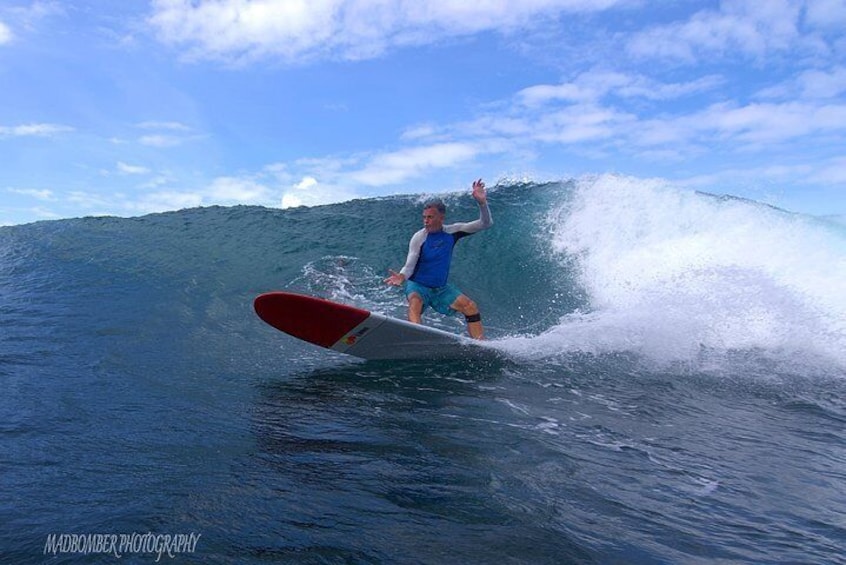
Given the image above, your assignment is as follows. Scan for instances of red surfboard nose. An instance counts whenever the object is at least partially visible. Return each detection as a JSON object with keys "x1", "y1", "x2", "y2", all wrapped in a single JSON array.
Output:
[{"x1": 254, "y1": 292, "x2": 371, "y2": 348}]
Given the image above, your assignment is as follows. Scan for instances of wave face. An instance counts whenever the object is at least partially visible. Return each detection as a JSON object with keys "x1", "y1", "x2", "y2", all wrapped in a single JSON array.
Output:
[{"x1": 2, "y1": 176, "x2": 845, "y2": 564}]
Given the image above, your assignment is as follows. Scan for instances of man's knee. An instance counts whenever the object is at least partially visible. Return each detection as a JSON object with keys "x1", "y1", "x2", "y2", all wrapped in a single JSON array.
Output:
[
  {"x1": 452, "y1": 295, "x2": 478, "y2": 315},
  {"x1": 453, "y1": 295, "x2": 484, "y2": 339}
]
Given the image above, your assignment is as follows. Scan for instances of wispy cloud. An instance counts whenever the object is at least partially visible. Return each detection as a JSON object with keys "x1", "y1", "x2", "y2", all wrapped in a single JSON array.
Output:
[
  {"x1": 1, "y1": 1, "x2": 64, "y2": 41},
  {"x1": 137, "y1": 120, "x2": 192, "y2": 131},
  {"x1": 139, "y1": 134, "x2": 184, "y2": 148},
  {"x1": 410, "y1": 61, "x2": 846, "y2": 157},
  {"x1": 350, "y1": 142, "x2": 482, "y2": 186},
  {"x1": 9, "y1": 1, "x2": 65, "y2": 24},
  {"x1": 117, "y1": 161, "x2": 151, "y2": 175},
  {"x1": 688, "y1": 101, "x2": 846, "y2": 145},
  {"x1": 148, "y1": 0, "x2": 629, "y2": 64},
  {"x1": 202, "y1": 141, "x2": 486, "y2": 209},
  {"x1": 808, "y1": 156, "x2": 846, "y2": 184},
  {"x1": 517, "y1": 71, "x2": 724, "y2": 106},
  {"x1": 67, "y1": 190, "x2": 116, "y2": 212},
  {"x1": 804, "y1": 0, "x2": 846, "y2": 30},
  {"x1": 66, "y1": 188, "x2": 203, "y2": 216},
  {"x1": 135, "y1": 121, "x2": 200, "y2": 147},
  {"x1": 0, "y1": 123, "x2": 73, "y2": 137},
  {"x1": 0, "y1": 20, "x2": 12, "y2": 44},
  {"x1": 759, "y1": 65, "x2": 846, "y2": 101},
  {"x1": 626, "y1": 0, "x2": 804, "y2": 63},
  {"x1": 7, "y1": 187, "x2": 54, "y2": 200}
]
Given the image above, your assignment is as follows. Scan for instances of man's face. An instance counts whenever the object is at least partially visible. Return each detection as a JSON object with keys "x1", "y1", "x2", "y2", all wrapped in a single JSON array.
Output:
[{"x1": 422, "y1": 206, "x2": 445, "y2": 232}]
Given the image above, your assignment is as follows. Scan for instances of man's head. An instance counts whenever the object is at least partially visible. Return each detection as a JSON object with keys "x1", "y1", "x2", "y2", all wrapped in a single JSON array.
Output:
[{"x1": 422, "y1": 199, "x2": 446, "y2": 232}]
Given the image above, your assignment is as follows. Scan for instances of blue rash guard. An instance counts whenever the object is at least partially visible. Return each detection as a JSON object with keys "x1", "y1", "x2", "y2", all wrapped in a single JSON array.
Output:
[{"x1": 399, "y1": 202, "x2": 493, "y2": 289}]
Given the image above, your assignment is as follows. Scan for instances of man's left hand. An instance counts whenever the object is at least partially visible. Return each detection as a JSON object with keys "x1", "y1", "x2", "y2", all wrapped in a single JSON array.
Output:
[{"x1": 472, "y1": 178, "x2": 487, "y2": 204}]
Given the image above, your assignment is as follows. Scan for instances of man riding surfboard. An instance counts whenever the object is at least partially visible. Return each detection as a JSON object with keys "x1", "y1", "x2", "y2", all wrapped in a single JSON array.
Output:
[{"x1": 384, "y1": 179, "x2": 492, "y2": 339}]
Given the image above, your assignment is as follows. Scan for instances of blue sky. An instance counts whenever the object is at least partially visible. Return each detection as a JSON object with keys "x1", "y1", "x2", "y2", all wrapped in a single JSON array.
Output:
[{"x1": 1, "y1": 0, "x2": 845, "y2": 225}]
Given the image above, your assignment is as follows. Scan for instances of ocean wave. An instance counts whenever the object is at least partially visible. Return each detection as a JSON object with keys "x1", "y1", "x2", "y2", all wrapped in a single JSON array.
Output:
[{"x1": 2, "y1": 175, "x2": 843, "y2": 376}]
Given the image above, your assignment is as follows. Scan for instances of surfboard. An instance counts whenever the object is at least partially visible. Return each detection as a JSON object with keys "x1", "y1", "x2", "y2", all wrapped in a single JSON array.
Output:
[{"x1": 254, "y1": 291, "x2": 500, "y2": 360}]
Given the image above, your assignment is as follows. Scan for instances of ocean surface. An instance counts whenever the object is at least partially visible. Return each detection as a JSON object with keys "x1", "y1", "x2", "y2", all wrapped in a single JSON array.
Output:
[{"x1": 2, "y1": 175, "x2": 845, "y2": 564}]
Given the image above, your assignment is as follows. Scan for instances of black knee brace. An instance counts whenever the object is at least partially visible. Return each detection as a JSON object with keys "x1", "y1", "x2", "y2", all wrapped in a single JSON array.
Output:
[{"x1": 465, "y1": 313, "x2": 481, "y2": 324}]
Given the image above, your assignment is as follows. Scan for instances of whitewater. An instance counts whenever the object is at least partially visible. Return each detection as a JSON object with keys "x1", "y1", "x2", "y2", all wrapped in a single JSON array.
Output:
[{"x1": 2, "y1": 175, "x2": 844, "y2": 564}]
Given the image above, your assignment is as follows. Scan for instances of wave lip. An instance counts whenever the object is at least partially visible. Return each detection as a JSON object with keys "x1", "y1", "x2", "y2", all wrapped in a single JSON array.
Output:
[{"x1": 505, "y1": 175, "x2": 846, "y2": 373}]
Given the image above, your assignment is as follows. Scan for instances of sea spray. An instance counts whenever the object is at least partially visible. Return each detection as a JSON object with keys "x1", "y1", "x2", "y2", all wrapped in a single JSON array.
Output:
[{"x1": 499, "y1": 175, "x2": 846, "y2": 373}]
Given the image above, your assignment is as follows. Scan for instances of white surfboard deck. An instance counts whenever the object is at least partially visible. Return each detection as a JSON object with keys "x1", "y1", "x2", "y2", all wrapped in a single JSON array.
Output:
[{"x1": 254, "y1": 291, "x2": 501, "y2": 361}]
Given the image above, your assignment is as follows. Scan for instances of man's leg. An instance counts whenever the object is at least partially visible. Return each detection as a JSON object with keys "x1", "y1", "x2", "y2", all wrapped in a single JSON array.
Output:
[
  {"x1": 450, "y1": 294, "x2": 484, "y2": 339},
  {"x1": 407, "y1": 292, "x2": 424, "y2": 324}
]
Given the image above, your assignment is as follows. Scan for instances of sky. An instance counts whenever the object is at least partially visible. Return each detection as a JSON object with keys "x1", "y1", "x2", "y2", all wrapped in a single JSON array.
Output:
[{"x1": 1, "y1": 0, "x2": 845, "y2": 225}]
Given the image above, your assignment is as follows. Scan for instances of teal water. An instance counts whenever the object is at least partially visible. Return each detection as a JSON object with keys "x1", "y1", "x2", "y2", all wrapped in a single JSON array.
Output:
[{"x1": 2, "y1": 177, "x2": 845, "y2": 563}]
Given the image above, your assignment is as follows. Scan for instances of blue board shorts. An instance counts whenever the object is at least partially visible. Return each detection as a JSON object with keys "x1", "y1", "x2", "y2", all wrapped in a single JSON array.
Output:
[{"x1": 405, "y1": 280, "x2": 462, "y2": 315}]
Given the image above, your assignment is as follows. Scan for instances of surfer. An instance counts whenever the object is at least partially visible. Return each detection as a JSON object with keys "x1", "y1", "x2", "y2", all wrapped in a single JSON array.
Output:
[{"x1": 384, "y1": 179, "x2": 492, "y2": 339}]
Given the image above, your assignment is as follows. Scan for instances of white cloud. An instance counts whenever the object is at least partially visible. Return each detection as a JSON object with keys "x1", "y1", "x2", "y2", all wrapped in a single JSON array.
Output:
[
  {"x1": 618, "y1": 75, "x2": 725, "y2": 101},
  {"x1": 67, "y1": 191, "x2": 115, "y2": 211},
  {"x1": 0, "y1": 20, "x2": 12, "y2": 44},
  {"x1": 11, "y1": 1, "x2": 65, "y2": 23},
  {"x1": 804, "y1": 0, "x2": 846, "y2": 30},
  {"x1": 351, "y1": 142, "x2": 481, "y2": 186},
  {"x1": 293, "y1": 155, "x2": 360, "y2": 176},
  {"x1": 626, "y1": 0, "x2": 802, "y2": 62},
  {"x1": 281, "y1": 176, "x2": 316, "y2": 208},
  {"x1": 518, "y1": 82, "x2": 594, "y2": 106},
  {"x1": 294, "y1": 176, "x2": 317, "y2": 190},
  {"x1": 797, "y1": 66, "x2": 846, "y2": 99},
  {"x1": 517, "y1": 71, "x2": 723, "y2": 106},
  {"x1": 137, "y1": 120, "x2": 192, "y2": 131},
  {"x1": 0, "y1": 123, "x2": 73, "y2": 137},
  {"x1": 808, "y1": 156, "x2": 846, "y2": 184},
  {"x1": 66, "y1": 188, "x2": 203, "y2": 216},
  {"x1": 691, "y1": 101, "x2": 846, "y2": 144},
  {"x1": 139, "y1": 134, "x2": 185, "y2": 147},
  {"x1": 138, "y1": 134, "x2": 173, "y2": 147},
  {"x1": 280, "y1": 175, "x2": 357, "y2": 208},
  {"x1": 757, "y1": 66, "x2": 846, "y2": 102},
  {"x1": 117, "y1": 162, "x2": 151, "y2": 175},
  {"x1": 149, "y1": 0, "x2": 629, "y2": 64},
  {"x1": 407, "y1": 85, "x2": 637, "y2": 150},
  {"x1": 140, "y1": 173, "x2": 176, "y2": 190},
  {"x1": 533, "y1": 105, "x2": 635, "y2": 144},
  {"x1": 378, "y1": 67, "x2": 846, "y2": 176},
  {"x1": 1, "y1": 2, "x2": 63, "y2": 43},
  {"x1": 401, "y1": 123, "x2": 441, "y2": 141},
  {"x1": 7, "y1": 188, "x2": 54, "y2": 200},
  {"x1": 594, "y1": 99, "x2": 846, "y2": 152},
  {"x1": 29, "y1": 207, "x2": 62, "y2": 220},
  {"x1": 230, "y1": 141, "x2": 492, "y2": 209},
  {"x1": 136, "y1": 121, "x2": 200, "y2": 147}
]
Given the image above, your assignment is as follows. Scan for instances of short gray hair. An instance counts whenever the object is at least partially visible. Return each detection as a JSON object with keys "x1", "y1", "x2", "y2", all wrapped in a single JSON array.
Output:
[{"x1": 423, "y1": 198, "x2": 446, "y2": 214}]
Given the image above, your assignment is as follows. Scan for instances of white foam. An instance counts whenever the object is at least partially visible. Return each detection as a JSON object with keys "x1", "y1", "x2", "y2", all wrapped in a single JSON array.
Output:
[{"x1": 499, "y1": 175, "x2": 846, "y2": 373}]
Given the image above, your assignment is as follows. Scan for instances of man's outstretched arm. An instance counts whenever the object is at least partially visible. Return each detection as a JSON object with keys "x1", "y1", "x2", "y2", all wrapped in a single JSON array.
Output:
[{"x1": 446, "y1": 179, "x2": 493, "y2": 235}]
